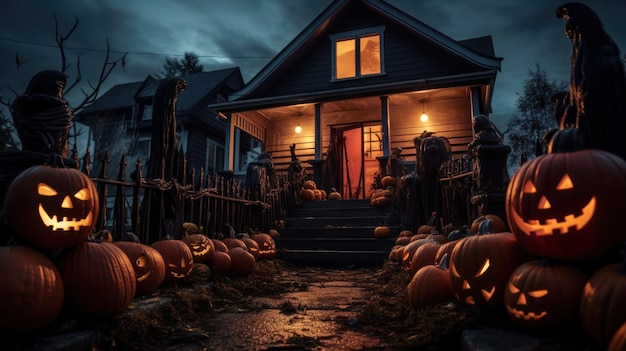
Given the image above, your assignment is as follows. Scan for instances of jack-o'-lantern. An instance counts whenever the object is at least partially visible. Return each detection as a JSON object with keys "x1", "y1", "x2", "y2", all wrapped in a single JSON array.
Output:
[
  {"x1": 113, "y1": 241, "x2": 166, "y2": 296},
  {"x1": 504, "y1": 259, "x2": 587, "y2": 331},
  {"x1": 241, "y1": 237, "x2": 260, "y2": 260},
  {"x1": 506, "y1": 150, "x2": 626, "y2": 262},
  {"x1": 251, "y1": 232, "x2": 276, "y2": 259},
  {"x1": 181, "y1": 233, "x2": 214, "y2": 264},
  {"x1": 449, "y1": 232, "x2": 528, "y2": 306},
  {"x1": 151, "y1": 238, "x2": 193, "y2": 283},
  {"x1": 4, "y1": 164, "x2": 99, "y2": 250}
]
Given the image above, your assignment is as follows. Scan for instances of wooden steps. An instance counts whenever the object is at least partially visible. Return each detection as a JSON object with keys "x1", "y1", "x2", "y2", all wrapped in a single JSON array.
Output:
[{"x1": 274, "y1": 199, "x2": 400, "y2": 266}]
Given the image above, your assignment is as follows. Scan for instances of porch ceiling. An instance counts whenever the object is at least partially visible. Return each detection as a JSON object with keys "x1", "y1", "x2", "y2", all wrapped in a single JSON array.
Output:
[{"x1": 255, "y1": 86, "x2": 468, "y2": 119}]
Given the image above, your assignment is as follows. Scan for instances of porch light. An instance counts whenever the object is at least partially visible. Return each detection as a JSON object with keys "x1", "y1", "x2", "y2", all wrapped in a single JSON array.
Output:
[
  {"x1": 420, "y1": 112, "x2": 429, "y2": 122},
  {"x1": 295, "y1": 114, "x2": 302, "y2": 133}
]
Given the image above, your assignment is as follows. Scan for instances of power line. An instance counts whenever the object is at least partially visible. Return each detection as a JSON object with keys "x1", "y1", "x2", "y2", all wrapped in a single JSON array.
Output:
[{"x1": 0, "y1": 36, "x2": 274, "y2": 59}]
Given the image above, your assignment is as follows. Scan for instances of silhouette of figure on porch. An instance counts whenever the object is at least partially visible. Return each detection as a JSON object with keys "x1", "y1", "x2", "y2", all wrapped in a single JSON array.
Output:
[{"x1": 245, "y1": 151, "x2": 276, "y2": 201}]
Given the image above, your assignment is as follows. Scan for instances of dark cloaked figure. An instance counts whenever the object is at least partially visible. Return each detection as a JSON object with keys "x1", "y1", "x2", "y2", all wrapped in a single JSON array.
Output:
[
  {"x1": 556, "y1": 3, "x2": 626, "y2": 160},
  {"x1": 10, "y1": 70, "x2": 73, "y2": 157},
  {"x1": 468, "y1": 114, "x2": 510, "y2": 194}
]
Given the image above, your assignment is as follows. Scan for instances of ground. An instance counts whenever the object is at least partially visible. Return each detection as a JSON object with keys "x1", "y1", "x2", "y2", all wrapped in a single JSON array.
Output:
[{"x1": 3, "y1": 259, "x2": 602, "y2": 350}]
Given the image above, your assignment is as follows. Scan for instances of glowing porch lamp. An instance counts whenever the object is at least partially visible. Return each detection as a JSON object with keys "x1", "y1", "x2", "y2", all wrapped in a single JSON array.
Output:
[
  {"x1": 420, "y1": 112, "x2": 429, "y2": 122},
  {"x1": 295, "y1": 115, "x2": 302, "y2": 133}
]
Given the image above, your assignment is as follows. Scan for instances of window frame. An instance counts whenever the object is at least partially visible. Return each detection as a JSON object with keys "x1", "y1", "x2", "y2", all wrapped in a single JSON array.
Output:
[{"x1": 330, "y1": 26, "x2": 386, "y2": 81}]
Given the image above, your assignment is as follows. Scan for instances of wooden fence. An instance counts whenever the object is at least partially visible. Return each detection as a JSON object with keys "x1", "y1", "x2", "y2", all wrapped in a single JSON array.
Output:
[{"x1": 72, "y1": 147, "x2": 301, "y2": 245}]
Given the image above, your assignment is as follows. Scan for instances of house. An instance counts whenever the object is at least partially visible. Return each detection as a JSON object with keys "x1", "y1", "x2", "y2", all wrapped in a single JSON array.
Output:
[
  {"x1": 210, "y1": 0, "x2": 502, "y2": 200},
  {"x1": 76, "y1": 67, "x2": 244, "y2": 179},
  {"x1": 75, "y1": 67, "x2": 244, "y2": 226}
]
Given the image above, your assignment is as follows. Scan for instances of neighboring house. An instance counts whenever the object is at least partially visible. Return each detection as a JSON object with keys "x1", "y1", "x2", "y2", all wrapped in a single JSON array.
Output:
[
  {"x1": 75, "y1": 67, "x2": 244, "y2": 225},
  {"x1": 211, "y1": 0, "x2": 502, "y2": 199}
]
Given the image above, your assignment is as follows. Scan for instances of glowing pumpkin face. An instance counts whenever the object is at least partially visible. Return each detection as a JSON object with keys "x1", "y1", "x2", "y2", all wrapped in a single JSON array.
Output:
[
  {"x1": 182, "y1": 233, "x2": 214, "y2": 264},
  {"x1": 151, "y1": 239, "x2": 193, "y2": 283},
  {"x1": 449, "y1": 233, "x2": 528, "y2": 307},
  {"x1": 504, "y1": 259, "x2": 587, "y2": 331},
  {"x1": 506, "y1": 150, "x2": 626, "y2": 262},
  {"x1": 113, "y1": 241, "x2": 166, "y2": 296},
  {"x1": 250, "y1": 233, "x2": 276, "y2": 259},
  {"x1": 4, "y1": 165, "x2": 99, "y2": 250}
]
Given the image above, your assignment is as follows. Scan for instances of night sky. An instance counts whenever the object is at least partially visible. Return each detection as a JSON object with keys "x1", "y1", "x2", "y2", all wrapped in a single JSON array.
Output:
[{"x1": 1, "y1": 0, "x2": 625, "y2": 134}]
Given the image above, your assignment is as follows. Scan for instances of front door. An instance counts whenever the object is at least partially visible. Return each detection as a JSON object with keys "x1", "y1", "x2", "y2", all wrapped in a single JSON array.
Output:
[{"x1": 340, "y1": 124, "x2": 383, "y2": 199}]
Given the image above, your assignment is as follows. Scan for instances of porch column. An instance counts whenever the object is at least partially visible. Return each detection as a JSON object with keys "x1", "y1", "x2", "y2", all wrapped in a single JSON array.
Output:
[
  {"x1": 314, "y1": 103, "x2": 322, "y2": 159},
  {"x1": 224, "y1": 113, "x2": 236, "y2": 171},
  {"x1": 380, "y1": 96, "x2": 390, "y2": 156}
]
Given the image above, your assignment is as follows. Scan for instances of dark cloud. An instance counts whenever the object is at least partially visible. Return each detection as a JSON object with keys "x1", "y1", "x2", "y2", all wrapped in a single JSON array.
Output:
[{"x1": 2, "y1": 0, "x2": 625, "y2": 134}]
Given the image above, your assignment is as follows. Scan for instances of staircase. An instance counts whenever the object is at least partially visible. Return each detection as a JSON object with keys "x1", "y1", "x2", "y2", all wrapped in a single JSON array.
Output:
[{"x1": 274, "y1": 199, "x2": 401, "y2": 266}]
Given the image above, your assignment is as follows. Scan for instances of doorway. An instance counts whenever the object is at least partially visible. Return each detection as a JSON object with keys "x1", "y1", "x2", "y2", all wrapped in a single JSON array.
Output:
[{"x1": 339, "y1": 124, "x2": 383, "y2": 199}]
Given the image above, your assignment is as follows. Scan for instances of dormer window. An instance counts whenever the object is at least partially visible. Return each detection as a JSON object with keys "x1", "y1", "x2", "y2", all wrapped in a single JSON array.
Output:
[{"x1": 331, "y1": 26, "x2": 385, "y2": 80}]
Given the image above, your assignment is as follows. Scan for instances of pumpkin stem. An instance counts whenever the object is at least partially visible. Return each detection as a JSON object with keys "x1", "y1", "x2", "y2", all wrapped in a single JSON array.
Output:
[
  {"x1": 46, "y1": 152, "x2": 66, "y2": 168},
  {"x1": 438, "y1": 253, "x2": 448, "y2": 269},
  {"x1": 538, "y1": 257, "x2": 553, "y2": 267}
]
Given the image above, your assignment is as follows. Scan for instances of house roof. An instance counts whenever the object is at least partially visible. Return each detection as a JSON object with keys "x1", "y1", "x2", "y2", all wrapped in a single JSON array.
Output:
[
  {"x1": 222, "y1": 0, "x2": 501, "y2": 105},
  {"x1": 77, "y1": 67, "x2": 242, "y2": 118}
]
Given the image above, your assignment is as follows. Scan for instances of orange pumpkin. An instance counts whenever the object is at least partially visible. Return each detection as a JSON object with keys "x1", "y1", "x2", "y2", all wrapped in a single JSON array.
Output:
[
  {"x1": 374, "y1": 226, "x2": 392, "y2": 239},
  {"x1": 407, "y1": 257, "x2": 454, "y2": 311},
  {"x1": 228, "y1": 247, "x2": 256, "y2": 276},
  {"x1": 0, "y1": 245, "x2": 64, "y2": 330},
  {"x1": 113, "y1": 241, "x2": 166, "y2": 296},
  {"x1": 4, "y1": 164, "x2": 99, "y2": 250},
  {"x1": 56, "y1": 240, "x2": 136, "y2": 316},
  {"x1": 151, "y1": 238, "x2": 194, "y2": 283}
]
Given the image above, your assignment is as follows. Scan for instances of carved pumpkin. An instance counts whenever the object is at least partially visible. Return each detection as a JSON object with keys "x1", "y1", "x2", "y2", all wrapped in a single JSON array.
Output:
[
  {"x1": 113, "y1": 241, "x2": 166, "y2": 296},
  {"x1": 579, "y1": 261, "x2": 626, "y2": 343},
  {"x1": 407, "y1": 255, "x2": 454, "y2": 311},
  {"x1": 504, "y1": 259, "x2": 587, "y2": 331},
  {"x1": 449, "y1": 232, "x2": 528, "y2": 306},
  {"x1": 506, "y1": 150, "x2": 626, "y2": 262},
  {"x1": 56, "y1": 240, "x2": 136, "y2": 316},
  {"x1": 151, "y1": 238, "x2": 194, "y2": 283},
  {"x1": 0, "y1": 245, "x2": 64, "y2": 330},
  {"x1": 181, "y1": 233, "x2": 215, "y2": 264},
  {"x1": 4, "y1": 164, "x2": 99, "y2": 250},
  {"x1": 241, "y1": 237, "x2": 260, "y2": 261},
  {"x1": 251, "y1": 232, "x2": 277, "y2": 259}
]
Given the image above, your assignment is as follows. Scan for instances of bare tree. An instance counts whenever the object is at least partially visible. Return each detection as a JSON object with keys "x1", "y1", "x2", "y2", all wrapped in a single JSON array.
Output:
[
  {"x1": 0, "y1": 15, "x2": 127, "y2": 148},
  {"x1": 503, "y1": 64, "x2": 567, "y2": 168}
]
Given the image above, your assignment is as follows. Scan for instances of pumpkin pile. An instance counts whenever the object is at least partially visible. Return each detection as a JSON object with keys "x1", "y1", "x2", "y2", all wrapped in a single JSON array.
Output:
[
  {"x1": 370, "y1": 176, "x2": 397, "y2": 208},
  {"x1": 397, "y1": 148, "x2": 626, "y2": 347},
  {"x1": 299, "y1": 180, "x2": 326, "y2": 201},
  {"x1": 0, "y1": 163, "x2": 280, "y2": 332}
]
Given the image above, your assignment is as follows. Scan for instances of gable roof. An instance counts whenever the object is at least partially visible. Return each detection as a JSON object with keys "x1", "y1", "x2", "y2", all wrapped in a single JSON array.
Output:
[
  {"x1": 78, "y1": 67, "x2": 243, "y2": 117},
  {"x1": 226, "y1": 0, "x2": 501, "y2": 103}
]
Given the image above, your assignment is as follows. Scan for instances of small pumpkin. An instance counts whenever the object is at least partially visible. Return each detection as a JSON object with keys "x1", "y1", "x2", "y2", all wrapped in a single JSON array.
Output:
[
  {"x1": 470, "y1": 214, "x2": 506, "y2": 234},
  {"x1": 211, "y1": 251, "x2": 232, "y2": 275},
  {"x1": 327, "y1": 188, "x2": 342, "y2": 200},
  {"x1": 381, "y1": 175, "x2": 396, "y2": 188},
  {"x1": 374, "y1": 226, "x2": 392, "y2": 239},
  {"x1": 0, "y1": 245, "x2": 64, "y2": 330},
  {"x1": 407, "y1": 255, "x2": 454, "y2": 311},
  {"x1": 56, "y1": 240, "x2": 136, "y2": 316},
  {"x1": 301, "y1": 188, "x2": 315, "y2": 201},
  {"x1": 303, "y1": 180, "x2": 317, "y2": 190},
  {"x1": 113, "y1": 241, "x2": 166, "y2": 296},
  {"x1": 409, "y1": 241, "x2": 441, "y2": 275},
  {"x1": 251, "y1": 232, "x2": 277, "y2": 259},
  {"x1": 151, "y1": 238, "x2": 194, "y2": 283},
  {"x1": 181, "y1": 233, "x2": 215, "y2": 264},
  {"x1": 228, "y1": 247, "x2": 256, "y2": 276},
  {"x1": 4, "y1": 164, "x2": 99, "y2": 250}
]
